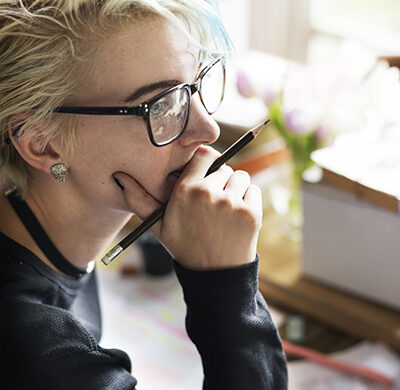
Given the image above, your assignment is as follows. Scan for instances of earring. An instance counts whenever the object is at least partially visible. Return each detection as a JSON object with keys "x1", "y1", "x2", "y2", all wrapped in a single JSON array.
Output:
[{"x1": 51, "y1": 163, "x2": 69, "y2": 182}]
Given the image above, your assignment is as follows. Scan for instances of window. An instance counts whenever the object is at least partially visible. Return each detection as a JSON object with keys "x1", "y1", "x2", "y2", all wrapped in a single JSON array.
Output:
[
  {"x1": 219, "y1": 0, "x2": 250, "y2": 54},
  {"x1": 308, "y1": 0, "x2": 400, "y2": 64},
  {"x1": 219, "y1": 0, "x2": 400, "y2": 64}
]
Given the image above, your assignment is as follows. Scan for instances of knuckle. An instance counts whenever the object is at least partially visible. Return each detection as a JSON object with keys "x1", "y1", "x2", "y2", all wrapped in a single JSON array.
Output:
[
  {"x1": 235, "y1": 169, "x2": 250, "y2": 180},
  {"x1": 249, "y1": 183, "x2": 261, "y2": 192},
  {"x1": 222, "y1": 164, "x2": 234, "y2": 174},
  {"x1": 247, "y1": 184, "x2": 262, "y2": 200},
  {"x1": 216, "y1": 195, "x2": 234, "y2": 209},
  {"x1": 237, "y1": 206, "x2": 260, "y2": 230},
  {"x1": 176, "y1": 181, "x2": 215, "y2": 204},
  {"x1": 236, "y1": 204, "x2": 251, "y2": 218},
  {"x1": 174, "y1": 182, "x2": 191, "y2": 201},
  {"x1": 191, "y1": 184, "x2": 212, "y2": 201}
]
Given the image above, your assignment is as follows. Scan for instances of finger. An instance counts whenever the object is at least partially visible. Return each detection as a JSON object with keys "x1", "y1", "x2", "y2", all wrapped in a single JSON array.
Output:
[
  {"x1": 243, "y1": 184, "x2": 263, "y2": 218},
  {"x1": 202, "y1": 164, "x2": 234, "y2": 189},
  {"x1": 112, "y1": 172, "x2": 163, "y2": 237},
  {"x1": 223, "y1": 170, "x2": 252, "y2": 199},
  {"x1": 178, "y1": 145, "x2": 221, "y2": 185}
]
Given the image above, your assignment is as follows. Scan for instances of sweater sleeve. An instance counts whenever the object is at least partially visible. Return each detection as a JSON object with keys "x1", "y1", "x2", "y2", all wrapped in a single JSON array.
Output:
[{"x1": 173, "y1": 254, "x2": 288, "y2": 390}]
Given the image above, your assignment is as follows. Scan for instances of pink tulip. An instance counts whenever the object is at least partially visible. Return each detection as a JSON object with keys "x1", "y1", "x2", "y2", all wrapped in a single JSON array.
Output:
[
  {"x1": 236, "y1": 70, "x2": 256, "y2": 98},
  {"x1": 262, "y1": 87, "x2": 279, "y2": 107},
  {"x1": 283, "y1": 108, "x2": 315, "y2": 135}
]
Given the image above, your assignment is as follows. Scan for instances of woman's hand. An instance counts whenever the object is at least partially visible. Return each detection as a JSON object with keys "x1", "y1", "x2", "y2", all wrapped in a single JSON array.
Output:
[{"x1": 113, "y1": 146, "x2": 263, "y2": 271}]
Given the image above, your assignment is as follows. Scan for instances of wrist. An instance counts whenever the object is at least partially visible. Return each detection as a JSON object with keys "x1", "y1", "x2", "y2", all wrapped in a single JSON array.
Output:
[{"x1": 174, "y1": 254, "x2": 259, "y2": 316}]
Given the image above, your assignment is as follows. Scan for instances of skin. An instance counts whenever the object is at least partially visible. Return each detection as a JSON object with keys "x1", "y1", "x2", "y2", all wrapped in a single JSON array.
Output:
[{"x1": 0, "y1": 16, "x2": 262, "y2": 274}]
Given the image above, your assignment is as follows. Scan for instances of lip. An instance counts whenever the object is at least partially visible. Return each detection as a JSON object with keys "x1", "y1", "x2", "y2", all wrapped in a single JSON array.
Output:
[
  {"x1": 169, "y1": 162, "x2": 189, "y2": 178},
  {"x1": 170, "y1": 169, "x2": 185, "y2": 180}
]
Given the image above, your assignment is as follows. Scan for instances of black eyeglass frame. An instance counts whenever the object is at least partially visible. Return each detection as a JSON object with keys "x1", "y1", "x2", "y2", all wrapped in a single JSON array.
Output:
[{"x1": 54, "y1": 56, "x2": 226, "y2": 147}]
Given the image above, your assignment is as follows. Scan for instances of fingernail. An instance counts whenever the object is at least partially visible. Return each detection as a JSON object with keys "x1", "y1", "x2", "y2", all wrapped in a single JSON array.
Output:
[{"x1": 112, "y1": 175, "x2": 124, "y2": 191}]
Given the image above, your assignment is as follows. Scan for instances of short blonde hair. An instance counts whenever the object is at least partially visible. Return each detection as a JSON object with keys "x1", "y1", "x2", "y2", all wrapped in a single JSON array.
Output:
[{"x1": 0, "y1": 0, "x2": 232, "y2": 195}]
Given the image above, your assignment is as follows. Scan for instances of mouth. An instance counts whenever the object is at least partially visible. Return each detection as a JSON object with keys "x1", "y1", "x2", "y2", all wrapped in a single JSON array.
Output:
[
  {"x1": 170, "y1": 169, "x2": 184, "y2": 178},
  {"x1": 169, "y1": 163, "x2": 189, "y2": 179}
]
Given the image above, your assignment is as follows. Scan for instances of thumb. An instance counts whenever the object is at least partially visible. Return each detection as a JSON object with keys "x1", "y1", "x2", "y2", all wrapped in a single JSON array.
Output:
[{"x1": 112, "y1": 172, "x2": 163, "y2": 236}]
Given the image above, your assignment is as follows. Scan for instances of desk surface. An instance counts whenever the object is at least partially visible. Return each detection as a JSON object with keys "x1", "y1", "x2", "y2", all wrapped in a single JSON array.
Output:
[{"x1": 257, "y1": 211, "x2": 400, "y2": 352}]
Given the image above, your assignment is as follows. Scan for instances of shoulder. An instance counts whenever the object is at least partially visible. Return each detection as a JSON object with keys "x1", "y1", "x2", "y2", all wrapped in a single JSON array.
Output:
[
  {"x1": 2, "y1": 297, "x2": 97, "y2": 350},
  {"x1": 0, "y1": 252, "x2": 97, "y2": 359},
  {"x1": 0, "y1": 244, "x2": 137, "y2": 388},
  {"x1": 0, "y1": 284, "x2": 136, "y2": 389}
]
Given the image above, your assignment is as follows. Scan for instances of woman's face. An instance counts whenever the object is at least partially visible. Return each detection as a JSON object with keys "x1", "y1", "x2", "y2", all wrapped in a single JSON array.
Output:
[{"x1": 67, "y1": 16, "x2": 220, "y2": 210}]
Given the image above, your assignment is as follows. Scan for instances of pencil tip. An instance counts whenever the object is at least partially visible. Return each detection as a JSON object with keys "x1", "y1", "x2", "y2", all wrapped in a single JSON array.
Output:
[{"x1": 253, "y1": 118, "x2": 271, "y2": 137}]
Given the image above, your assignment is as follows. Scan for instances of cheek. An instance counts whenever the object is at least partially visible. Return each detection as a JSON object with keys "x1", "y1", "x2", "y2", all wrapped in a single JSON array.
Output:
[
  {"x1": 69, "y1": 120, "x2": 133, "y2": 188},
  {"x1": 126, "y1": 150, "x2": 173, "y2": 200},
  {"x1": 73, "y1": 117, "x2": 145, "y2": 168},
  {"x1": 70, "y1": 119, "x2": 173, "y2": 202}
]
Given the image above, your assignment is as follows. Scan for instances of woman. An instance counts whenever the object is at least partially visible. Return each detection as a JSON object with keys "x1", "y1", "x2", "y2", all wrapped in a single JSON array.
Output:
[{"x1": 0, "y1": 0, "x2": 287, "y2": 388}]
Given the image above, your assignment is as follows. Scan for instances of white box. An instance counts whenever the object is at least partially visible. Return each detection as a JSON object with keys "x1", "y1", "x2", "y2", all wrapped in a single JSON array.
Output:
[{"x1": 302, "y1": 181, "x2": 400, "y2": 310}]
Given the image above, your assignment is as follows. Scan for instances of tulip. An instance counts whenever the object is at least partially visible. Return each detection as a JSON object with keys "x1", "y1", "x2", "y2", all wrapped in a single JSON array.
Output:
[
  {"x1": 282, "y1": 108, "x2": 315, "y2": 136},
  {"x1": 236, "y1": 69, "x2": 256, "y2": 98}
]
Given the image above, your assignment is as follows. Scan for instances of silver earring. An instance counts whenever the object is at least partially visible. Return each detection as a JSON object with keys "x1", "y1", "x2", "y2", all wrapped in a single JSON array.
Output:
[{"x1": 51, "y1": 163, "x2": 69, "y2": 182}]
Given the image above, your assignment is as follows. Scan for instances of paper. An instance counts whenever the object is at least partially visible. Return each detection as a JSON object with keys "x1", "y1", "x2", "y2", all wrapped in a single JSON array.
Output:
[
  {"x1": 97, "y1": 265, "x2": 203, "y2": 390},
  {"x1": 288, "y1": 341, "x2": 400, "y2": 390}
]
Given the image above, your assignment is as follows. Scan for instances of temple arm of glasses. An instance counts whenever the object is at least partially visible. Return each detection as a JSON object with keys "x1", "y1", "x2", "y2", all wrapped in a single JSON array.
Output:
[{"x1": 53, "y1": 106, "x2": 145, "y2": 116}]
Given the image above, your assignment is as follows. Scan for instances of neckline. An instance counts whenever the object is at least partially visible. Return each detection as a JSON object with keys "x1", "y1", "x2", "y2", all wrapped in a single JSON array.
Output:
[
  {"x1": 0, "y1": 230, "x2": 92, "y2": 291},
  {"x1": 5, "y1": 189, "x2": 93, "y2": 279}
]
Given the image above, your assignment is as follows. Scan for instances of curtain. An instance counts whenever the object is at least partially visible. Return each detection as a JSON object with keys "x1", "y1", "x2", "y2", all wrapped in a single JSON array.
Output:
[{"x1": 249, "y1": 0, "x2": 311, "y2": 62}]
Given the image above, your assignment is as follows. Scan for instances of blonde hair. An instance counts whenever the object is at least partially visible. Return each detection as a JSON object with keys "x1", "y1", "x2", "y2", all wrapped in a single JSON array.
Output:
[{"x1": 0, "y1": 0, "x2": 232, "y2": 195}]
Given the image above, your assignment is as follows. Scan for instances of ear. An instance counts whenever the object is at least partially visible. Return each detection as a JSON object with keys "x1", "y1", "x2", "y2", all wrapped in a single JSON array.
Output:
[{"x1": 8, "y1": 116, "x2": 64, "y2": 175}]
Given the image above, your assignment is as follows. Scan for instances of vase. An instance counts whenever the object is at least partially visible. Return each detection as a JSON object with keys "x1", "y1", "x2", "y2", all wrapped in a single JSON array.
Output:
[
  {"x1": 287, "y1": 161, "x2": 304, "y2": 236},
  {"x1": 269, "y1": 150, "x2": 322, "y2": 241},
  {"x1": 269, "y1": 158, "x2": 303, "y2": 241}
]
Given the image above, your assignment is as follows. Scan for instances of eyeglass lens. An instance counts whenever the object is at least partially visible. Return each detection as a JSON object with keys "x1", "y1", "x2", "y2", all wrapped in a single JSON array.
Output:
[
  {"x1": 149, "y1": 87, "x2": 190, "y2": 145},
  {"x1": 200, "y1": 59, "x2": 225, "y2": 115},
  {"x1": 148, "y1": 58, "x2": 224, "y2": 145}
]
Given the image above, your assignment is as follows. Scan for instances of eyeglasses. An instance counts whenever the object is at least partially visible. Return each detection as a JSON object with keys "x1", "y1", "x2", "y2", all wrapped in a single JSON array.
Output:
[{"x1": 54, "y1": 56, "x2": 226, "y2": 147}]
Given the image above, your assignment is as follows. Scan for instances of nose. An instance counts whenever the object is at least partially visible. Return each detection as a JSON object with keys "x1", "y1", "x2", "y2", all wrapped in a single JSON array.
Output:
[{"x1": 177, "y1": 95, "x2": 220, "y2": 147}]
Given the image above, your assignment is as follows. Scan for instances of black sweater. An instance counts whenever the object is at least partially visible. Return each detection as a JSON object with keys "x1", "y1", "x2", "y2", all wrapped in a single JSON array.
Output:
[{"x1": 0, "y1": 231, "x2": 287, "y2": 389}]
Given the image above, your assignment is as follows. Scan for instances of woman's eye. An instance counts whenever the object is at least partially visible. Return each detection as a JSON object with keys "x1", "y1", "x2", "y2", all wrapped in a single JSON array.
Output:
[{"x1": 150, "y1": 101, "x2": 165, "y2": 116}]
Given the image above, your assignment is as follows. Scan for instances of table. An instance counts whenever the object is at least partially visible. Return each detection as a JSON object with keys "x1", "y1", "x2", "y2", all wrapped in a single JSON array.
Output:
[{"x1": 117, "y1": 186, "x2": 400, "y2": 354}]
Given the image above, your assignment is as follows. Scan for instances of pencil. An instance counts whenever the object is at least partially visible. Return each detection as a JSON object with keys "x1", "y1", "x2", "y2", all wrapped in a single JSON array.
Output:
[
  {"x1": 283, "y1": 341, "x2": 394, "y2": 387},
  {"x1": 101, "y1": 119, "x2": 271, "y2": 265}
]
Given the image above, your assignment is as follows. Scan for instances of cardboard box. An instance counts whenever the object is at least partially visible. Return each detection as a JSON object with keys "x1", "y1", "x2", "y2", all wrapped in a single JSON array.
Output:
[
  {"x1": 302, "y1": 180, "x2": 400, "y2": 310},
  {"x1": 320, "y1": 168, "x2": 399, "y2": 214},
  {"x1": 302, "y1": 136, "x2": 400, "y2": 310}
]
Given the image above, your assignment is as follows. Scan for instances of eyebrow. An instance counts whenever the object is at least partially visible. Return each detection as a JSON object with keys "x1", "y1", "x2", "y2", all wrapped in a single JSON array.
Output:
[{"x1": 123, "y1": 80, "x2": 182, "y2": 104}]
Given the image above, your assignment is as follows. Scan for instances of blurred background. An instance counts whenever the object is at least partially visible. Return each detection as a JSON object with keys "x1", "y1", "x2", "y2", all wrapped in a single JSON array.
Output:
[{"x1": 219, "y1": 0, "x2": 400, "y2": 63}]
